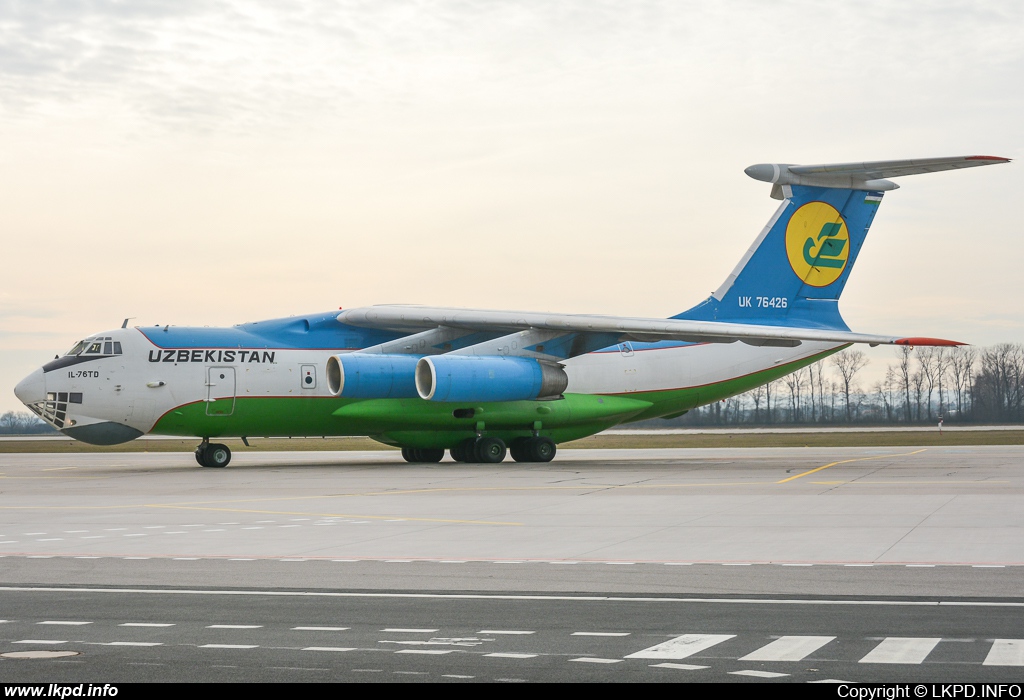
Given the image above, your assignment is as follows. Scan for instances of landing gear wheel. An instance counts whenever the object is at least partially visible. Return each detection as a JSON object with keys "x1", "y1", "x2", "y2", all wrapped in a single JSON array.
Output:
[
  {"x1": 402, "y1": 447, "x2": 444, "y2": 463},
  {"x1": 528, "y1": 437, "x2": 555, "y2": 463},
  {"x1": 200, "y1": 443, "x2": 231, "y2": 468},
  {"x1": 509, "y1": 438, "x2": 529, "y2": 463},
  {"x1": 474, "y1": 437, "x2": 507, "y2": 464},
  {"x1": 510, "y1": 437, "x2": 556, "y2": 462},
  {"x1": 451, "y1": 439, "x2": 476, "y2": 463}
]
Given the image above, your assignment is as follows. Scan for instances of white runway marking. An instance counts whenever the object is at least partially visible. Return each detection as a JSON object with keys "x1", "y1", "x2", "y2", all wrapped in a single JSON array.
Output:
[
  {"x1": 626, "y1": 634, "x2": 735, "y2": 660},
  {"x1": 479, "y1": 630, "x2": 534, "y2": 635},
  {"x1": 573, "y1": 632, "x2": 630, "y2": 637},
  {"x1": 740, "y1": 636, "x2": 835, "y2": 661},
  {"x1": 207, "y1": 625, "x2": 262, "y2": 629},
  {"x1": 302, "y1": 647, "x2": 356, "y2": 652},
  {"x1": 383, "y1": 628, "x2": 438, "y2": 633},
  {"x1": 201, "y1": 644, "x2": 258, "y2": 649},
  {"x1": 486, "y1": 653, "x2": 537, "y2": 659},
  {"x1": 859, "y1": 637, "x2": 941, "y2": 664},
  {"x1": 15, "y1": 640, "x2": 67, "y2": 644},
  {"x1": 293, "y1": 627, "x2": 350, "y2": 631},
  {"x1": 650, "y1": 663, "x2": 708, "y2": 670},
  {"x1": 39, "y1": 621, "x2": 91, "y2": 626},
  {"x1": 36, "y1": 538, "x2": 62, "y2": 542},
  {"x1": 731, "y1": 670, "x2": 789, "y2": 678},
  {"x1": 984, "y1": 640, "x2": 1024, "y2": 666},
  {"x1": 570, "y1": 657, "x2": 621, "y2": 664},
  {"x1": 120, "y1": 623, "x2": 174, "y2": 628},
  {"x1": 396, "y1": 649, "x2": 451, "y2": 655},
  {"x1": 101, "y1": 642, "x2": 162, "y2": 647}
]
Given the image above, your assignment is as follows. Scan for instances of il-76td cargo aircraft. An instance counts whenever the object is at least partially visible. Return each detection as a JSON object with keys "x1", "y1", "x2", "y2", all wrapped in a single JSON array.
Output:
[{"x1": 14, "y1": 156, "x2": 1009, "y2": 467}]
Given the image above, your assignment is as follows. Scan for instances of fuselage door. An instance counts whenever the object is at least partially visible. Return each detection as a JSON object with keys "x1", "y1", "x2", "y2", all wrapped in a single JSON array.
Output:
[{"x1": 206, "y1": 367, "x2": 236, "y2": 416}]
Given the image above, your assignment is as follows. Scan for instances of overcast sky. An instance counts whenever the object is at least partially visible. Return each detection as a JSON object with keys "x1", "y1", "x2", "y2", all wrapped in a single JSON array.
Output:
[{"x1": 1, "y1": 0, "x2": 1021, "y2": 411}]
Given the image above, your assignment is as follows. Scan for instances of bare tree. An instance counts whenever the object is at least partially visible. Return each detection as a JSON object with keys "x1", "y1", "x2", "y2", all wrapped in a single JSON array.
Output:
[
  {"x1": 948, "y1": 346, "x2": 977, "y2": 418},
  {"x1": 784, "y1": 369, "x2": 805, "y2": 423},
  {"x1": 896, "y1": 345, "x2": 913, "y2": 422},
  {"x1": 831, "y1": 349, "x2": 869, "y2": 422},
  {"x1": 916, "y1": 347, "x2": 937, "y2": 422}
]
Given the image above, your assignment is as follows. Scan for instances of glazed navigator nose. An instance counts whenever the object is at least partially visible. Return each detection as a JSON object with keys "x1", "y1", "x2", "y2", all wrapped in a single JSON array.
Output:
[{"x1": 14, "y1": 367, "x2": 44, "y2": 406}]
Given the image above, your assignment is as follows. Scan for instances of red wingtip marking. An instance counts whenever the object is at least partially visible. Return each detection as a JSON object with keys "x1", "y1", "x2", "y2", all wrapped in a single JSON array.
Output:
[
  {"x1": 966, "y1": 155, "x2": 1011, "y2": 162},
  {"x1": 896, "y1": 337, "x2": 967, "y2": 347}
]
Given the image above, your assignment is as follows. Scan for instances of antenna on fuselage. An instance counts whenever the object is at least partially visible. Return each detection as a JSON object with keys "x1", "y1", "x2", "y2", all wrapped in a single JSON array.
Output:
[{"x1": 121, "y1": 317, "x2": 134, "y2": 329}]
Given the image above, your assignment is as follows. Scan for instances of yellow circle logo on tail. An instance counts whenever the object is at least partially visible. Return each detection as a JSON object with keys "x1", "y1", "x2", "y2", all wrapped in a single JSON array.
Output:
[{"x1": 785, "y1": 202, "x2": 850, "y2": 287}]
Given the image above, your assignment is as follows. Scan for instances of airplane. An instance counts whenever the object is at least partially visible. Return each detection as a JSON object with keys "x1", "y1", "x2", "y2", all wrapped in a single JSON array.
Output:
[{"x1": 13, "y1": 155, "x2": 1010, "y2": 467}]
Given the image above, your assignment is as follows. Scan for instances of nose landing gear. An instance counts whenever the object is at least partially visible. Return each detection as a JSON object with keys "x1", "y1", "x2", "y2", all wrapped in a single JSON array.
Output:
[{"x1": 195, "y1": 441, "x2": 231, "y2": 468}]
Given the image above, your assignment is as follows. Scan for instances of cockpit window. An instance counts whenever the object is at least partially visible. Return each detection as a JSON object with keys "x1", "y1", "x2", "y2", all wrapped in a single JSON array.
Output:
[
  {"x1": 65, "y1": 337, "x2": 122, "y2": 357},
  {"x1": 65, "y1": 340, "x2": 88, "y2": 356}
]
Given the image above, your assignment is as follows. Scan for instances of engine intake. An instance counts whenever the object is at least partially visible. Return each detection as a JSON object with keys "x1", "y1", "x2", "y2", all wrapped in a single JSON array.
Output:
[
  {"x1": 415, "y1": 355, "x2": 568, "y2": 402},
  {"x1": 326, "y1": 353, "x2": 419, "y2": 399}
]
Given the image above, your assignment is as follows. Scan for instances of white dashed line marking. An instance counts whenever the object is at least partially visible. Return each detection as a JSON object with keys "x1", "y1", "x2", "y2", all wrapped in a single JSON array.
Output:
[
  {"x1": 15, "y1": 640, "x2": 67, "y2": 644},
  {"x1": 664, "y1": 562, "x2": 692, "y2": 566},
  {"x1": 39, "y1": 621, "x2": 92, "y2": 626},
  {"x1": 207, "y1": 625, "x2": 263, "y2": 629},
  {"x1": 479, "y1": 630, "x2": 535, "y2": 635},
  {"x1": 302, "y1": 647, "x2": 356, "y2": 652},
  {"x1": 395, "y1": 649, "x2": 452, "y2": 655},
  {"x1": 100, "y1": 642, "x2": 163, "y2": 647},
  {"x1": 382, "y1": 629, "x2": 439, "y2": 633},
  {"x1": 571, "y1": 657, "x2": 622, "y2": 664},
  {"x1": 121, "y1": 623, "x2": 175, "y2": 628},
  {"x1": 200, "y1": 644, "x2": 258, "y2": 649},
  {"x1": 486, "y1": 653, "x2": 538, "y2": 659},
  {"x1": 650, "y1": 663, "x2": 708, "y2": 670},
  {"x1": 36, "y1": 538, "x2": 62, "y2": 542},
  {"x1": 572, "y1": 632, "x2": 630, "y2": 637},
  {"x1": 730, "y1": 670, "x2": 789, "y2": 678},
  {"x1": 293, "y1": 627, "x2": 350, "y2": 631}
]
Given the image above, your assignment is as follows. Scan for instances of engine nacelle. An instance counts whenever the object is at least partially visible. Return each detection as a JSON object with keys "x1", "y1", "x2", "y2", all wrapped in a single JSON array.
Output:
[
  {"x1": 326, "y1": 353, "x2": 419, "y2": 399},
  {"x1": 415, "y1": 355, "x2": 568, "y2": 402}
]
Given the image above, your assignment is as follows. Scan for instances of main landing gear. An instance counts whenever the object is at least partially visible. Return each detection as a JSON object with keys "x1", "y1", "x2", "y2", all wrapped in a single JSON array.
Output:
[
  {"x1": 195, "y1": 441, "x2": 231, "y2": 468},
  {"x1": 400, "y1": 447, "x2": 445, "y2": 463},
  {"x1": 429, "y1": 436, "x2": 555, "y2": 464}
]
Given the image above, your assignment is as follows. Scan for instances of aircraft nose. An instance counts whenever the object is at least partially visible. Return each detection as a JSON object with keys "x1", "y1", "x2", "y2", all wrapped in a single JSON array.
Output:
[{"x1": 14, "y1": 368, "x2": 45, "y2": 406}]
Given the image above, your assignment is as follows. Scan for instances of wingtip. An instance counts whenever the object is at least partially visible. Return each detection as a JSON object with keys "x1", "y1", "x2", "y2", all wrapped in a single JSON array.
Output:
[
  {"x1": 966, "y1": 155, "x2": 1011, "y2": 163},
  {"x1": 895, "y1": 337, "x2": 968, "y2": 347}
]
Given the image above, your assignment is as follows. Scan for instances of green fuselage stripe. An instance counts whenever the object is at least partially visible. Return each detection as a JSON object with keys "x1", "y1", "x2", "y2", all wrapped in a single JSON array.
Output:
[{"x1": 150, "y1": 347, "x2": 841, "y2": 448}]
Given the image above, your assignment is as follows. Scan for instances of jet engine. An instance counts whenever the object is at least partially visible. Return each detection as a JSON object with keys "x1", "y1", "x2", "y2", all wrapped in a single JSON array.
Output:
[
  {"x1": 415, "y1": 355, "x2": 568, "y2": 402},
  {"x1": 326, "y1": 353, "x2": 419, "y2": 399}
]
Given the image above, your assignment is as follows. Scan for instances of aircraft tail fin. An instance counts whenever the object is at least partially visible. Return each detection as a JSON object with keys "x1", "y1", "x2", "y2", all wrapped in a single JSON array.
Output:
[{"x1": 677, "y1": 155, "x2": 1009, "y2": 329}]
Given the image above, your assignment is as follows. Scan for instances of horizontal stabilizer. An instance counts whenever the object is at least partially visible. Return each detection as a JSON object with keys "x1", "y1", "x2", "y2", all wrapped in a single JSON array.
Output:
[{"x1": 745, "y1": 155, "x2": 1009, "y2": 196}]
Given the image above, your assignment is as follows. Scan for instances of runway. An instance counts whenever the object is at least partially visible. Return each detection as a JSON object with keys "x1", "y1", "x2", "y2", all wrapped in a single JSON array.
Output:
[{"x1": 1, "y1": 446, "x2": 1022, "y2": 681}]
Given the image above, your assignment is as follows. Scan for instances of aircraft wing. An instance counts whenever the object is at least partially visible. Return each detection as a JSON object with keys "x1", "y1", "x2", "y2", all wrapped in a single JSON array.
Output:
[{"x1": 337, "y1": 305, "x2": 962, "y2": 350}]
